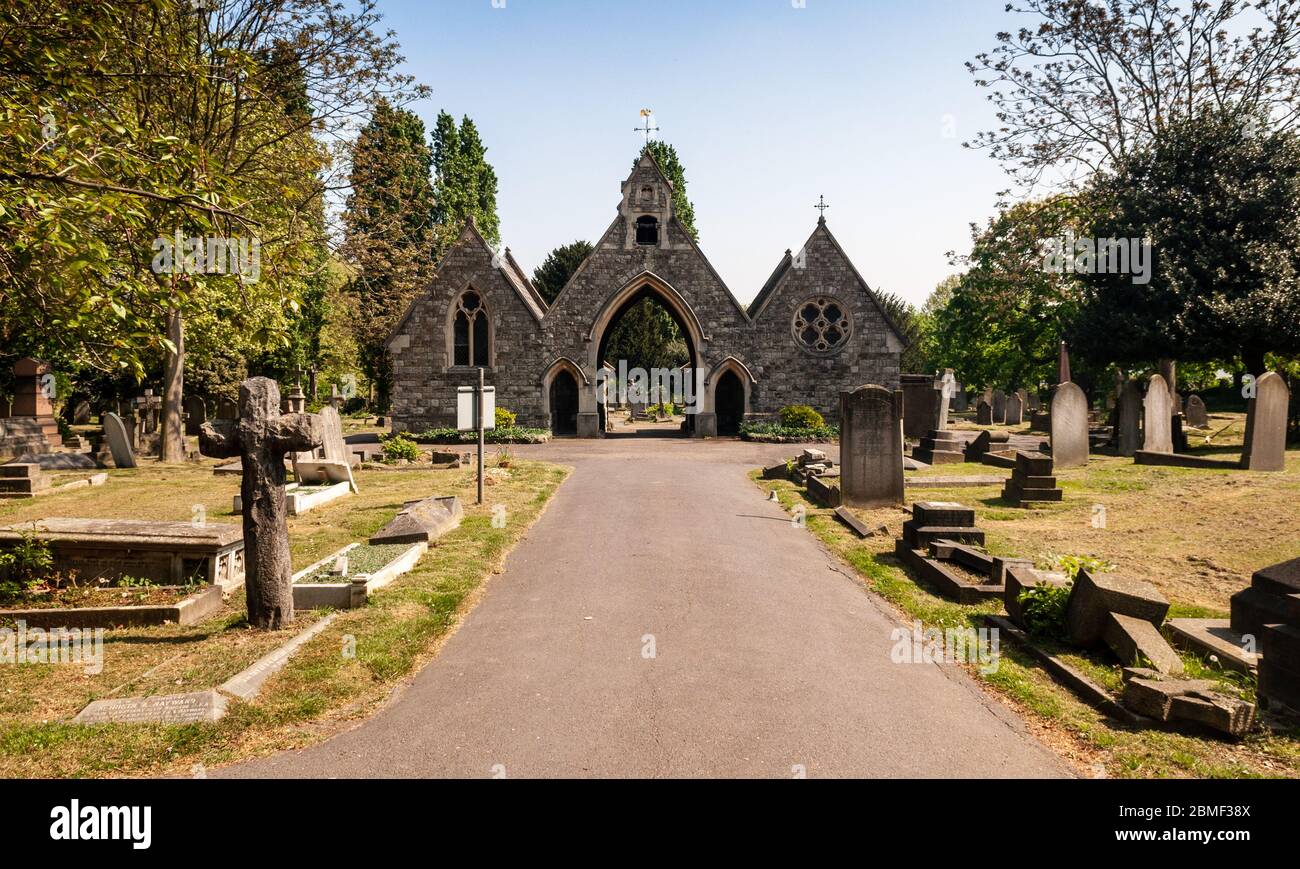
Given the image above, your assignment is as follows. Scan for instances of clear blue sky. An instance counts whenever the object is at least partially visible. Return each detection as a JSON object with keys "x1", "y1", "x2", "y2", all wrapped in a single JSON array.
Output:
[{"x1": 378, "y1": 0, "x2": 1023, "y2": 307}]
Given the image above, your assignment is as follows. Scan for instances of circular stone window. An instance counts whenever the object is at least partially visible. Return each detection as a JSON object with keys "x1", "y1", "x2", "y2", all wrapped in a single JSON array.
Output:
[{"x1": 792, "y1": 296, "x2": 852, "y2": 355}]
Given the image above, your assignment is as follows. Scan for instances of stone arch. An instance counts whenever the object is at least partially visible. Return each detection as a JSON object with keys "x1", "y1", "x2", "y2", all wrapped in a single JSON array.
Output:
[
  {"x1": 705, "y1": 356, "x2": 755, "y2": 436},
  {"x1": 579, "y1": 272, "x2": 709, "y2": 437}
]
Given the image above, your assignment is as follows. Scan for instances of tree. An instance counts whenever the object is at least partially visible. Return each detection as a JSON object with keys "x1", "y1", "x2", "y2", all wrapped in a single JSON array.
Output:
[
  {"x1": 532, "y1": 241, "x2": 593, "y2": 305},
  {"x1": 968, "y1": 0, "x2": 1300, "y2": 188},
  {"x1": 1072, "y1": 108, "x2": 1300, "y2": 375},
  {"x1": 637, "y1": 141, "x2": 698, "y2": 242},
  {"x1": 432, "y1": 111, "x2": 501, "y2": 256},
  {"x1": 342, "y1": 99, "x2": 437, "y2": 409},
  {"x1": 930, "y1": 197, "x2": 1092, "y2": 391},
  {"x1": 603, "y1": 301, "x2": 689, "y2": 373},
  {"x1": 875, "y1": 291, "x2": 932, "y2": 374},
  {"x1": 0, "y1": 0, "x2": 422, "y2": 457}
]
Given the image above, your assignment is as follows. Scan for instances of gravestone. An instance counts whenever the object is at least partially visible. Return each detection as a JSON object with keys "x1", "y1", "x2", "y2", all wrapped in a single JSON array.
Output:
[
  {"x1": 1049, "y1": 382, "x2": 1089, "y2": 469},
  {"x1": 1241, "y1": 371, "x2": 1289, "y2": 472},
  {"x1": 976, "y1": 400, "x2": 992, "y2": 426},
  {"x1": 1142, "y1": 374, "x2": 1173, "y2": 454},
  {"x1": 901, "y1": 374, "x2": 946, "y2": 439},
  {"x1": 1058, "y1": 341, "x2": 1071, "y2": 384},
  {"x1": 71, "y1": 400, "x2": 92, "y2": 425},
  {"x1": 101, "y1": 412, "x2": 137, "y2": 469},
  {"x1": 1116, "y1": 380, "x2": 1143, "y2": 457},
  {"x1": 370, "y1": 496, "x2": 464, "y2": 545},
  {"x1": 217, "y1": 397, "x2": 238, "y2": 419},
  {"x1": 10, "y1": 357, "x2": 60, "y2": 440},
  {"x1": 1026, "y1": 393, "x2": 1041, "y2": 413},
  {"x1": 1185, "y1": 394, "x2": 1208, "y2": 428},
  {"x1": 184, "y1": 395, "x2": 207, "y2": 436},
  {"x1": 991, "y1": 390, "x2": 1007, "y2": 425},
  {"x1": 839, "y1": 385, "x2": 904, "y2": 508},
  {"x1": 317, "y1": 405, "x2": 360, "y2": 469},
  {"x1": 200, "y1": 377, "x2": 323, "y2": 628},
  {"x1": 1004, "y1": 392, "x2": 1024, "y2": 426}
]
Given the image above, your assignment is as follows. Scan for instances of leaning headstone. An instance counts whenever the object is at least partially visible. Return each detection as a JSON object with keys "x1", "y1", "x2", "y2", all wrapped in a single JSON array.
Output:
[
  {"x1": 1241, "y1": 371, "x2": 1289, "y2": 472},
  {"x1": 991, "y1": 390, "x2": 1007, "y2": 425},
  {"x1": 184, "y1": 395, "x2": 207, "y2": 436},
  {"x1": 1004, "y1": 392, "x2": 1024, "y2": 426},
  {"x1": 101, "y1": 412, "x2": 136, "y2": 469},
  {"x1": 1116, "y1": 380, "x2": 1143, "y2": 457},
  {"x1": 1142, "y1": 374, "x2": 1173, "y2": 454},
  {"x1": 370, "y1": 495, "x2": 464, "y2": 545},
  {"x1": 839, "y1": 385, "x2": 904, "y2": 508},
  {"x1": 976, "y1": 400, "x2": 992, "y2": 426},
  {"x1": 200, "y1": 377, "x2": 323, "y2": 628},
  {"x1": 317, "y1": 404, "x2": 360, "y2": 470},
  {"x1": 1065, "y1": 568, "x2": 1170, "y2": 648},
  {"x1": 71, "y1": 400, "x2": 92, "y2": 425},
  {"x1": 1049, "y1": 382, "x2": 1089, "y2": 469},
  {"x1": 1185, "y1": 394, "x2": 1208, "y2": 428}
]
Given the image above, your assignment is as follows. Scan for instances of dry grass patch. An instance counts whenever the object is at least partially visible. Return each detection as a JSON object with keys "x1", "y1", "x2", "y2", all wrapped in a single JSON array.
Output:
[
  {"x1": 0, "y1": 457, "x2": 569, "y2": 778},
  {"x1": 753, "y1": 449, "x2": 1300, "y2": 779}
]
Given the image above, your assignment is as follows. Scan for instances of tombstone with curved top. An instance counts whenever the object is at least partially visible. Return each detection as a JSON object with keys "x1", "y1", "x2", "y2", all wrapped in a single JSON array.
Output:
[{"x1": 1050, "y1": 382, "x2": 1089, "y2": 469}]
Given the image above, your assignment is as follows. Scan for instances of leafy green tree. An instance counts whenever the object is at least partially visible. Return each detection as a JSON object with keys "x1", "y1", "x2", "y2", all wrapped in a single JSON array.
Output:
[
  {"x1": 875, "y1": 291, "x2": 931, "y2": 374},
  {"x1": 343, "y1": 99, "x2": 437, "y2": 409},
  {"x1": 0, "y1": 0, "x2": 420, "y2": 458},
  {"x1": 603, "y1": 300, "x2": 689, "y2": 373},
  {"x1": 1073, "y1": 109, "x2": 1300, "y2": 376},
  {"x1": 532, "y1": 241, "x2": 593, "y2": 305},
  {"x1": 432, "y1": 111, "x2": 501, "y2": 255},
  {"x1": 637, "y1": 141, "x2": 698, "y2": 242},
  {"x1": 931, "y1": 197, "x2": 1093, "y2": 392}
]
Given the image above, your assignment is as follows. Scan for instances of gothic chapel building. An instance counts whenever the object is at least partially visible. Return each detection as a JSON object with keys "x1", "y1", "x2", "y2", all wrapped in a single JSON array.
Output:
[{"x1": 387, "y1": 153, "x2": 904, "y2": 437}]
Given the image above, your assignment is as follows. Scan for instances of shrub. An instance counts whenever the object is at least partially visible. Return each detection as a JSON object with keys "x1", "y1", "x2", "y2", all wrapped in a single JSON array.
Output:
[
  {"x1": 0, "y1": 531, "x2": 54, "y2": 602},
  {"x1": 1018, "y1": 582, "x2": 1073, "y2": 639},
  {"x1": 778, "y1": 405, "x2": 825, "y2": 430},
  {"x1": 1054, "y1": 554, "x2": 1113, "y2": 580},
  {"x1": 380, "y1": 435, "x2": 421, "y2": 463},
  {"x1": 495, "y1": 407, "x2": 517, "y2": 429}
]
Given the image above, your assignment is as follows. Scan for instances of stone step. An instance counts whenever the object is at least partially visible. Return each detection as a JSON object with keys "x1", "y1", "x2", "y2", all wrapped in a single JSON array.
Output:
[
  {"x1": 1230, "y1": 586, "x2": 1300, "y2": 639},
  {"x1": 0, "y1": 462, "x2": 41, "y2": 478},
  {"x1": 911, "y1": 448, "x2": 965, "y2": 465}
]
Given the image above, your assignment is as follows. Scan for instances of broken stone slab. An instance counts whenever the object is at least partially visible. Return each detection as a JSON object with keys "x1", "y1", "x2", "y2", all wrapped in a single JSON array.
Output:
[
  {"x1": 1169, "y1": 693, "x2": 1256, "y2": 737},
  {"x1": 901, "y1": 522, "x2": 985, "y2": 551},
  {"x1": 761, "y1": 462, "x2": 789, "y2": 480},
  {"x1": 294, "y1": 458, "x2": 357, "y2": 494},
  {"x1": 1065, "y1": 569, "x2": 1170, "y2": 648},
  {"x1": 1103, "y1": 612, "x2": 1184, "y2": 675},
  {"x1": 805, "y1": 473, "x2": 841, "y2": 508},
  {"x1": 1120, "y1": 672, "x2": 1256, "y2": 736},
  {"x1": 799, "y1": 448, "x2": 827, "y2": 465},
  {"x1": 993, "y1": 556, "x2": 1036, "y2": 587},
  {"x1": 1165, "y1": 618, "x2": 1258, "y2": 674},
  {"x1": 1122, "y1": 675, "x2": 1218, "y2": 720},
  {"x1": 1251, "y1": 556, "x2": 1300, "y2": 598},
  {"x1": 833, "y1": 507, "x2": 885, "y2": 538},
  {"x1": 369, "y1": 495, "x2": 464, "y2": 545},
  {"x1": 219, "y1": 613, "x2": 339, "y2": 700},
  {"x1": 429, "y1": 449, "x2": 462, "y2": 467}
]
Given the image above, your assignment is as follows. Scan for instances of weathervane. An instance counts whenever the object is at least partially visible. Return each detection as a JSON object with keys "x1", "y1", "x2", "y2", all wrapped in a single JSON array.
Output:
[
  {"x1": 635, "y1": 108, "x2": 660, "y2": 144},
  {"x1": 815, "y1": 195, "x2": 830, "y2": 222}
]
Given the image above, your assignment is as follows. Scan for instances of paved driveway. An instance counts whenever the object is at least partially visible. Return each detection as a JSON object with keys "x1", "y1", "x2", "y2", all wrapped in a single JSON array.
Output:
[{"x1": 220, "y1": 435, "x2": 1069, "y2": 778}]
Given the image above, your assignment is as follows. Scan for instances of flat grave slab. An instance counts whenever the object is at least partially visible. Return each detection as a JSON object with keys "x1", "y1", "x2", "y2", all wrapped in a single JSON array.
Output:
[{"x1": 74, "y1": 689, "x2": 227, "y2": 726}]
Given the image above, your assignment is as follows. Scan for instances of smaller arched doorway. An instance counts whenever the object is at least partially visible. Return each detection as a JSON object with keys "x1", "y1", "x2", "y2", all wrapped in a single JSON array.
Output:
[
  {"x1": 549, "y1": 370, "x2": 579, "y2": 435},
  {"x1": 715, "y1": 370, "x2": 745, "y2": 436}
]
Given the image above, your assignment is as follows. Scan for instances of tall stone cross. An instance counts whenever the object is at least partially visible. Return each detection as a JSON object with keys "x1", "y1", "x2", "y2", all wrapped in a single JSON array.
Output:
[{"x1": 199, "y1": 377, "x2": 323, "y2": 629}]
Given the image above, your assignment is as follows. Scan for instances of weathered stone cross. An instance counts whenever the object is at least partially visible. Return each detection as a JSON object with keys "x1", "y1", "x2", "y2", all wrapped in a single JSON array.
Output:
[{"x1": 200, "y1": 377, "x2": 323, "y2": 629}]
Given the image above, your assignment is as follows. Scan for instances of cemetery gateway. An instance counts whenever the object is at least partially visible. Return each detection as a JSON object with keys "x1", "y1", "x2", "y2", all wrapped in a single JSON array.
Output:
[{"x1": 386, "y1": 153, "x2": 906, "y2": 437}]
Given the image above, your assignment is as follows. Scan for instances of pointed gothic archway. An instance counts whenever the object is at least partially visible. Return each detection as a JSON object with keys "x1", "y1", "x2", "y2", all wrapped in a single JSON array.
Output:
[{"x1": 581, "y1": 272, "x2": 709, "y2": 438}]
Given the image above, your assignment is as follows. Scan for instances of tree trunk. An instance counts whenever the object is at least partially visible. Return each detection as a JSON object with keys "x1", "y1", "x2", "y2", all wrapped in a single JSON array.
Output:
[
  {"x1": 160, "y1": 307, "x2": 185, "y2": 462},
  {"x1": 1243, "y1": 348, "x2": 1268, "y2": 378}
]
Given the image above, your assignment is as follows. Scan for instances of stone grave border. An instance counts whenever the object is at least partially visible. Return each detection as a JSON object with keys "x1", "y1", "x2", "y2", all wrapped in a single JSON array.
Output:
[
  {"x1": 0, "y1": 583, "x2": 224, "y2": 630},
  {"x1": 291, "y1": 541, "x2": 426, "y2": 610},
  {"x1": 233, "y1": 479, "x2": 351, "y2": 516}
]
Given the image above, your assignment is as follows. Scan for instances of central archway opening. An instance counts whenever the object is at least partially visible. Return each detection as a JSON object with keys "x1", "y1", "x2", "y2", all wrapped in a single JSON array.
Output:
[{"x1": 596, "y1": 284, "x2": 697, "y2": 437}]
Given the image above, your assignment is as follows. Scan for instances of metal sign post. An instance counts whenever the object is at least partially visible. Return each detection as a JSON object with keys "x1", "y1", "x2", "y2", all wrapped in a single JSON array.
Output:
[{"x1": 456, "y1": 377, "x2": 496, "y2": 506}]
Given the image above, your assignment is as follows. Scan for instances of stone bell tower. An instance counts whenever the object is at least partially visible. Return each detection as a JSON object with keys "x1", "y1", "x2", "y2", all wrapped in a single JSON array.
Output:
[{"x1": 619, "y1": 153, "x2": 675, "y2": 250}]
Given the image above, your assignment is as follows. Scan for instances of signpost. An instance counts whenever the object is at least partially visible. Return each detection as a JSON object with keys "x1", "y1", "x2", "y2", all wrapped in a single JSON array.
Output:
[{"x1": 457, "y1": 373, "x2": 496, "y2": 504}]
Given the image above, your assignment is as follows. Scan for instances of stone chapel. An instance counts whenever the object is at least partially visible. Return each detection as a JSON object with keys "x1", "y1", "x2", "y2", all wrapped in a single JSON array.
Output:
[{"x1": 387, "y1": 152, "x2": 904, "y2": 437}]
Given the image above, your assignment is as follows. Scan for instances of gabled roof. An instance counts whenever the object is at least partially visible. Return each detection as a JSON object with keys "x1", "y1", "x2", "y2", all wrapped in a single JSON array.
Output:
[
  {"x1": 546, "y1": 150, "x2": 752, "y2": 324},
  {"x1": 747, "y1": 218, "x2": 908, "y2": 348},
  {"x1": 387, "y1": 217, "x2": 544, "y2": 348}
]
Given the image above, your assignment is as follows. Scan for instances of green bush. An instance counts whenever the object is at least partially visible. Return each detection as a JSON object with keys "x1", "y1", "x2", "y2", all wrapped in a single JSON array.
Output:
[
  {"x1": 1018, "y1": 582, "x2": 1074, "y2": 639},
  {"x1": 739, "y1": 420, "x2": 839, "y2": 442},
  {"x1": 778, "y1": 405, "x2": 825, "y2": 430},
  {"x1": 1054, "y1": 554, "x2": 1113, "y2": 580},
  {"x1": 495, "y1": 407, "x2": 517, "y2": 429},
  {"x1": 412, "y1": 426, "x2": 549, "y2": 445},
  {"x1": 0, "y1": 531, "x2": 54, "y2": 602},
  {"x1": 380, "y1": 435, "x2": 421, "y2": 463}
]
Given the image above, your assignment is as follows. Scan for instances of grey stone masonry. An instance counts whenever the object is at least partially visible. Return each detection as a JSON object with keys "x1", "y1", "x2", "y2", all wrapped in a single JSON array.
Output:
[{"x1": 386, "y1": 153, "x2": 904, "y2": 436}]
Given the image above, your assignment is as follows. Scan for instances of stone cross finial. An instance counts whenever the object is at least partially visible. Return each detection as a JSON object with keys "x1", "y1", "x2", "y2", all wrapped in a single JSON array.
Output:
[
  {"x1": 200, "y1": 377, "x2": 323, "y2": 629},
  {"x1": 815, "y1": 195, "x2": 830, "y2": 222}
]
